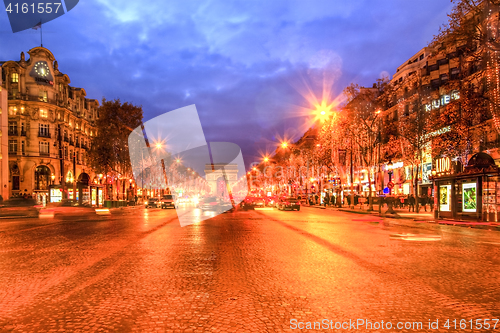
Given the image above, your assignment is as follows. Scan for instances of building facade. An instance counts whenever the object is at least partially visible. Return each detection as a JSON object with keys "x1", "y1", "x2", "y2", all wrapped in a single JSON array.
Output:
[
  {"x1": 0, "y1": 47, "x2": 100, "y2": 205},
  {"x1": 0, "y1": 68, "x2": 8, "y2": 201}
]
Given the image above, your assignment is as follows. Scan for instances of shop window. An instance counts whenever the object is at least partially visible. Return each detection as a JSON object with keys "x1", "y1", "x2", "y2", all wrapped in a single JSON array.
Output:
[{"x1": 35, "y1": 166, "x2": 50, "y2": 191}]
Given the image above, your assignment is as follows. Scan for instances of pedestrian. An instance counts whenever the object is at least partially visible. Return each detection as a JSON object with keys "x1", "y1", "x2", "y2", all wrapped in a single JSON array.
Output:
[
  {"x1": 134, "y1": 195, "x2": 138, "y2": 205},
  {"x1": 429, "y1": 196, "x2": 434, "y2": 212},
  {"x1": 324, "y1": 192, "x2": 330, "y2": 207},
  {"x1": 420, "y1": 194, "x2": 428, "y2": 212},
  {"x1": 347, "y1": 195, "x2": 351, "y2": 206},
  {"x1": 354, "y1": 194, "x2": 359, "y2": 206},
  {"x1": 408, "y1": 194, "x2": 415, "y2": 212},
  {"x1": 315, "y1": 194, "x2": 319, "y2": 205}
]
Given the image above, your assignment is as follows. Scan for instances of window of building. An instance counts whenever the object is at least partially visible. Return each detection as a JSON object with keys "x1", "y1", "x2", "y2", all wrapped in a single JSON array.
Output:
[
  {"x1": 39, "y1": 90, "x2": 48, "y2": 102},
  {"x1": 8, "y1": 122, "x2": 18, "y2": 135},
  {"x1": 11, "y1": 87, "x2": 18, "y2": 98},
  {"x1": 59, "y1": 83, "x2": 63, "y2": 92},
  {"x1": 34, "y1": 166, "x2": 50, "y2": 190},
  {"x1": 40, "y1": 109, "x2": 48, "y2": 118},
  {"x1": 21, "y1": 141, "x2": 25, "y2": 155},
  {"x1": 404, "y1": 104, "x2": 409, "y2": 117},
  {"x1": 11, "y1": 73, "x2": 19, "y2": 83},
  {"x1": 440, "y1": 73, "x2": 449, "y2": 83},
  {"x1": 431, "y1": 79, "x2": 440, "y2": 90},
  {"x1": 39, "y1": 124, "x2": 50, "y2": 137},
  {"x1": 450, "y1": 67, "x2": 460, "y2": 80},
  {"x1": 21, "y1": 122, "x2": 25, "y2": 135},
  {"x1": 8, "y1": 140, "x2": 17, "y2": 154},
  {"x1": 39, "y1": 141, "x2": 49, "y2": 155},
  {"x1": 64, "y1": 146, "x2": 68, "y2": 160},
  {"x1": 419, "y1": 54, "x2": 424, "y2": 60},
  {"x1": 437, "y1": 58, "x2": 449, "y2": 66},
  {"x1": 428, "y1": 64, "x2": 439, "y2": 72},
  {"x1": 8, "y1": 106, "x2": 17, "y2": 115}
]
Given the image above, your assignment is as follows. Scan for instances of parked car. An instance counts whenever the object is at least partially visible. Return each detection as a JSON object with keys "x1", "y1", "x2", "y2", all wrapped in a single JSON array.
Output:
[
  {"x1": 277, "y1": 197, "x2": 301, "y2": 211},
  {"x1": 160, "y1": 194, "x2": 176, "y2": 209},
  {"x1": 145, "y1": 198, "x2": 159, "y2": 208},
  {"x1": 0, "y1": 198, "x2": 41, "y2": 218}
]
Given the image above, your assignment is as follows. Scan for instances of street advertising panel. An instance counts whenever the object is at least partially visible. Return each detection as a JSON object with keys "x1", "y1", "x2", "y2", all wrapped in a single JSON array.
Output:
[
  {"x1": 439, "y1": 185, "x2": 451, "y2": 211},
  {"x1": 91, "y1": 188, "x2": 97, "y2": 206},
  {"x1": 462, "y1": 182, "x2": 477, "y2": 212},
  {"x1": 50, "y1": 188, "x2": 62, "y2": 203}
]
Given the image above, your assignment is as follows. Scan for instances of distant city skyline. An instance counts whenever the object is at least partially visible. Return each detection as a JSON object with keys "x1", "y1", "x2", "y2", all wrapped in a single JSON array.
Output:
[{"x1": 0, "y1": 0, "x2": 454, "y2": 162}]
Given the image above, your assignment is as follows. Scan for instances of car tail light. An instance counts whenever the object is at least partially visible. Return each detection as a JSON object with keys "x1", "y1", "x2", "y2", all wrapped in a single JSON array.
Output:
[{"x1": 209, "y1": 202, "x2": 218, "y2": 205}]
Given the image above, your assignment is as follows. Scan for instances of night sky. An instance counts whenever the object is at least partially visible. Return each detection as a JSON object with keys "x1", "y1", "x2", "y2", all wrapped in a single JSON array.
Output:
[{"x1": 0, "y1": 0, "x2": 454, "y2": 165}]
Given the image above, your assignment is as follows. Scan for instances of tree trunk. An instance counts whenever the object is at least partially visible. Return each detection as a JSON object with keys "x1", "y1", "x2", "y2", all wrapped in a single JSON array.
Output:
[{"x1": 367, "y1": 170, "x2": 374, "y2": 211}]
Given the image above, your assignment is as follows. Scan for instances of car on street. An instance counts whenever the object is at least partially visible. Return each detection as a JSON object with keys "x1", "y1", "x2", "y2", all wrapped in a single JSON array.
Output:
[
  {"x1": 277, "y1": 197, "x2": 301, "y2": 211},
  {"x1": 0, "y1": 198, "x2": 41, "y2": 218},
  {"x1": 41, "y1": 199, "x2": 97, "y2": 218},
  {"x1": 160, "y1": 194, "x2": 176, "y2": 209},
  {"x1": 198, "y1": 196, "x2": 234, "y2": 213},
  {"x1": 251, "y1": 197, "x2": 266, "y2": 208},
  {"x1": 145, "y1": 197, "x2": 159, "y2": 208}
]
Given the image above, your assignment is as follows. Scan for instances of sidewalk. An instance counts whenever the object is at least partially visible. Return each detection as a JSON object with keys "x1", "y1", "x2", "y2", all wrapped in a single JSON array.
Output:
[{"x1": 306, "y1": 203, "x2": 500, "y2": 230}]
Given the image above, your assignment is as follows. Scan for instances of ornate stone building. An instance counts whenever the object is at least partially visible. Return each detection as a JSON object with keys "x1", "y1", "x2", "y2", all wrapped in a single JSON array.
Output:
[{"x1": 0, "y1": 47, "x2": 99, "y2": 204}]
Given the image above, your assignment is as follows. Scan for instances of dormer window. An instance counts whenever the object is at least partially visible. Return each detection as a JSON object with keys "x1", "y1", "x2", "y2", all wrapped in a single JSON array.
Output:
[
  {"x1": 11, "y1": 73, "x2": 19, "y2": 83},
  {"x1": 40, "y1": 109, "x2": 48, "y2": 118},
  {"x1": 39, "y1": 90, "x2": 48, "y2": 102}
]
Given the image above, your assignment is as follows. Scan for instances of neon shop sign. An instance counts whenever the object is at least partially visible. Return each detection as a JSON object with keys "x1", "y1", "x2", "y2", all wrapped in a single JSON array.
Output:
[{"x1": 424, "y1": 91, "x2": 460, "y2": 111}]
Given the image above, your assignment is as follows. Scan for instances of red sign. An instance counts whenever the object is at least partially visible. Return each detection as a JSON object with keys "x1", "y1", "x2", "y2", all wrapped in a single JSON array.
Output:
[{"x1": 387, "y1": 182, "x2": 394, "y2": 189}]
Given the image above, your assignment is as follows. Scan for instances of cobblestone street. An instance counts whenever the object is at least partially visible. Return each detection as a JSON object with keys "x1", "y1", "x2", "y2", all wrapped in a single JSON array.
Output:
[{"x1": 0, "y1": 207, "x2": 499, "y2": 332}]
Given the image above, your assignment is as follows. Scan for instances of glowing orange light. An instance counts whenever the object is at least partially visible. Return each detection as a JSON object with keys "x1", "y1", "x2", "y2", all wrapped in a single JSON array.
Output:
[{"x1": 281, "y1": 142, "x2": 288, "y2": 149}]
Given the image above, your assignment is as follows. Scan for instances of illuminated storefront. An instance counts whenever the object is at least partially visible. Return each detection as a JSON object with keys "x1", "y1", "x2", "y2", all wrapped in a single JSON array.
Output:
[{"x1": 432, "y1": 153, "x2": 500, "y2": 221}]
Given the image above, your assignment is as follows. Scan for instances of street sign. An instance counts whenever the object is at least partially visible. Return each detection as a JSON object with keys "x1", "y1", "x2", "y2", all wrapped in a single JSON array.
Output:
[
  {"x1": 383, "y1": 187, "x2": 390, "y2": 194},
  {"x1": 387, "y1": 182, "x2": 394, "y2": 189}
]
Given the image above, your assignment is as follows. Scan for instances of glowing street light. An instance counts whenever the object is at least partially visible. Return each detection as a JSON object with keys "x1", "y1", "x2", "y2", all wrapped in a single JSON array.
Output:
[{"x1": 281, "y1": 141, "x2": 288, "y2": 149}]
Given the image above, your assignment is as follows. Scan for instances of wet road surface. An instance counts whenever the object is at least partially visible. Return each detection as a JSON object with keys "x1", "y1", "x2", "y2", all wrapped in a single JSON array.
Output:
[{"x1": 0, "y1": 206, "x2": 499, "y2": 332}]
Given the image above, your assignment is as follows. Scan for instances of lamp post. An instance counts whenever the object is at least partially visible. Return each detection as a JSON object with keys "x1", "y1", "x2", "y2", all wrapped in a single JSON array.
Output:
[{"x1": 385, "y1": 159, "x2": 396, "y2": 214}]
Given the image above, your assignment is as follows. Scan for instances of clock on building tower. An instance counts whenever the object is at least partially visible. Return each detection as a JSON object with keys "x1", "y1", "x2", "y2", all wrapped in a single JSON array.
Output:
[{"x1": 29, "y1": 61, "x2": 54, "y2": 85}]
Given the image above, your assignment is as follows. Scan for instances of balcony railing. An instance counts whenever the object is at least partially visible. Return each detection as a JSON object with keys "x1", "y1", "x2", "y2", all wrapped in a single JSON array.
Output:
[
  {"x1": 69, "y1": 140, "x2": 74, "y2": 146},
  {"x1": 38, "y1": 132, "x2": 51, "y2": 138},
  {"x1": 75, "y1": 142, "x2": 81, "y2": 148},
  {"x1": 39, "y1": 152, "x2": 50, "y2": 157},
  {"x1": 8, "y1": 129, "x2": 18, "y2": 136}
]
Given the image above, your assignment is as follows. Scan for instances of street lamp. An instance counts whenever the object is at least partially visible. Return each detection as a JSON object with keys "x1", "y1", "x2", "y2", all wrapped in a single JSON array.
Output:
[
  {"x1": 51, "y1": 174, "x2": 55, "y2": 184},
  {"x1": 385, "y1": 159, "x2": 396, "y2": 214}
]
